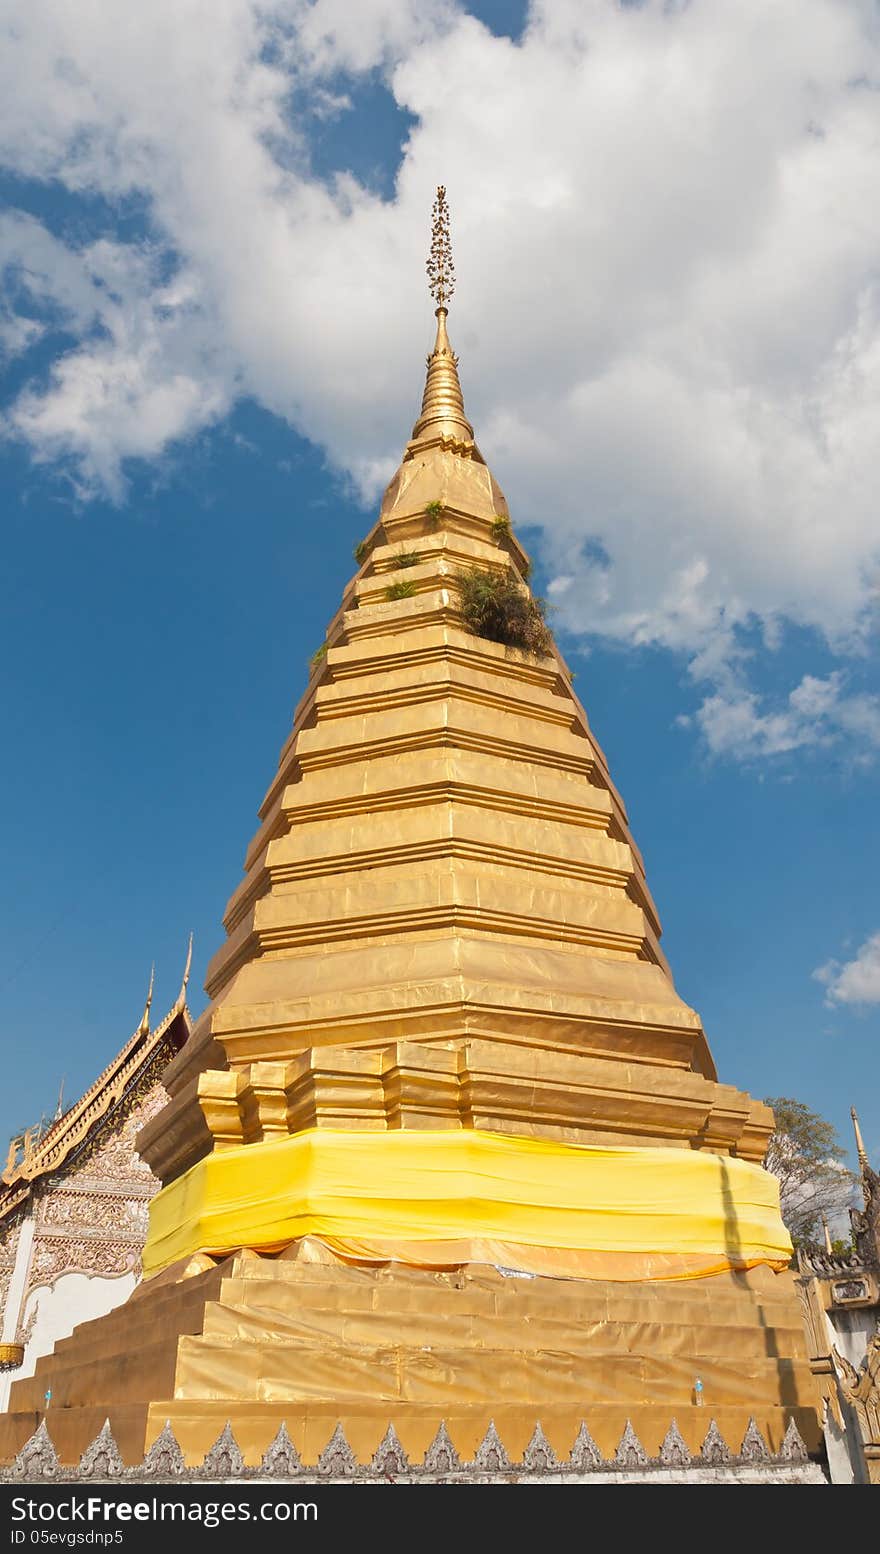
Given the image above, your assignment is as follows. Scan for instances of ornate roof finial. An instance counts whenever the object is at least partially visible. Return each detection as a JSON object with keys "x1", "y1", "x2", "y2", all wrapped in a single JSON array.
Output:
[
  {"x1": 176, "y1": 933, "x2": 193, "y2": 1009},
  {"x1": 408, "y1": 186, "x2": 477, "y2": 454},
  {"x1": 822, "y1": 1213, "x2": 833, "y2": 1255},
  {"x1": 852, "y1": 1106, "x2": 869, "y2": 1172},
  {"x1": 138, "y1": 964, "x2": 155, "y2": 1038},
  {"x1": 427, "y1": 185, "x2": 455, "y2": 309}
]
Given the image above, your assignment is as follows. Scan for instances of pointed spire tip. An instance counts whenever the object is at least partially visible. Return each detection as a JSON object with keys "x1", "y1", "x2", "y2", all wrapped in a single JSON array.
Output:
[
  {"x1": 176, "y1": 932, "x2": 193, "y2": 1009},
  {"x1": 851, "y1": 1106, "x2": 868, "y2": 1170},
  {"x1": 138, "y1": 964, "x2": 155, "y2": 1038}
]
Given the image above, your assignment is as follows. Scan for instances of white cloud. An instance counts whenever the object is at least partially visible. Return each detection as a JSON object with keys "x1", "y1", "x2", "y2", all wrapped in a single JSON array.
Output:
[
  {"x1": 815, "y1": 931, "x2": 880, "y2": 1006},
  {"x1": 0, "y1": 0, "x2": 879, "y2": 756},
  {"x1": 0, "y1": 212, "x2": 233, "y2": 498},
  {"x1": 686, "y1": 671, "x2": 880, "y2": 760}
]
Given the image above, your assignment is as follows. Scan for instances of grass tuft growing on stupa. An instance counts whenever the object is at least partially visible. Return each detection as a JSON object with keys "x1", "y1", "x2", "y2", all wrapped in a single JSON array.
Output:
[
  {"x1": 385, "y1": 578, "x2": 419, "y2": 601},
  {"x1": 455, "y1": 567, "x2": 553, "y2": 657}
]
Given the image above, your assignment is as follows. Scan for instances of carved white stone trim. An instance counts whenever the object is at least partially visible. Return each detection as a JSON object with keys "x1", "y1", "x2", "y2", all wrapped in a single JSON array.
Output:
[
  {"x1": 317, "y1": 1423, "x2": 357, "y2": 1477},
  {"x1": 778, "y1": 1417, "x2": 809, "y2": 1464},
  {"x1": 143, "y1": 1421, "x2": 185, "y2": 1477},
  {"x1": 260, "y1": 1423, "x2": 301, "y2": 1477},
  {"x1": 13, "y1": 1419, "x2": 58, "y2": 1479},
  {"x1": 79, "y1": 1419, "x2": 123, "y2": 1478},
  {"x1": 658, "y1": 1420, "x2": 692, "y2": 1468},
  {"x1": 423, "y1": 1420, "x2": 459, "y2": 1473},
  {"x1": 569, "y1": 1420, "x2": 602, "y2": 1470},
  {"x1": 202, "y1": 1422, "x2": 244, "y2": 1478},
  {"x1": 522, "y1": 1422, "x2": 558, "y2": 1471},
  {"x1": 739, "y1": 1417, "x2": 770, "y2": 1463},
  {"x1": 473, "y1": 1420, "x2": 510, "y2": 1471},
  {"x1": 614, "y1": 1419, "x2": 649, "y2": 1468},
  {"x1": 700, "y1": 1419, "x2": 731, "y2": 1465},
  {"x1": 371, "y1": 1424, "x2": 408, "y2": 1475}
]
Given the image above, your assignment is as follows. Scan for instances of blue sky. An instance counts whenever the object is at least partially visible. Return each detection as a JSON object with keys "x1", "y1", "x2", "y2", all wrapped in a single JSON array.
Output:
[{"x1": 0, "y1": 0, "x2": 877, "y2": 1173}]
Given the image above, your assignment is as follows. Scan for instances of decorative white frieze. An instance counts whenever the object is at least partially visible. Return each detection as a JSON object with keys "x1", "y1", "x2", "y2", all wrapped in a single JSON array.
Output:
[
  {"x1": 79, "y1": 1419, "x2": 123, "y2": 1478},
  {"x1": 522, "y1": 1422, "x2": 558, "y2": 1471},
  {"x1": 739, "y1": 1417, "x2": 771, "y2": 1463},
  {"x1": 260, "y1": 1422, "x2": 301, "y2": 1477},
  {"x1": 778, "y1": 1416, "x2": 809, "y2": 1463},
  {"x1": 201, "y1": 1422, "x2": 244, "y2": 1478},
  {"x1": 614, "y1": 1418, "x2": 649, "y2": 1468},
  {"x1": 423, "y1": 1420, "x2": 459, "y2": 1473},
  {"x1": 569, "y1": 1420, "x2": 603, "y2": 1470},
  {"x1": 316, "y1": 1423, "x2": 357, "y2": 1477},
  {"x1": 658, "y1": 1420, "x2": 692, "y2": 1468},
  {"x1": 700, "y1": 1418, "x2": 731, "y2": 1465},
  {"x1": 12, "y1": 1419, "x2": 59, "y2": 1479},
  {"x1": 371, "y1": 1424, "x2": 409, "y2": 1475},
  {"x1": 142, "y1": 1421, "x2": 185, "y2": 1477}
]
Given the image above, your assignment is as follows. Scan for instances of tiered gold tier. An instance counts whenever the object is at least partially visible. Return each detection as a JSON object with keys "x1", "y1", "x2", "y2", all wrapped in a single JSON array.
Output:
[{"x1": 0, "y1": 1244, "x2": 820, "y2": 1467}]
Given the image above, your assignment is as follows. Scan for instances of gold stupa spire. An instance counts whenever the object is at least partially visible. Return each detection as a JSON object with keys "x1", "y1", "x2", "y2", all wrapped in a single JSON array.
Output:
[{"x1": 410, "y1": 186, "x2": 475, "y2": 449}]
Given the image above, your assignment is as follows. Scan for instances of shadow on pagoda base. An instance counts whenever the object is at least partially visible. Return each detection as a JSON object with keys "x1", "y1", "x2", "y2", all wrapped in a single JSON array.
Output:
[{"x1": 0, "y1": 1241, "x2": 822, "y2": 1467}]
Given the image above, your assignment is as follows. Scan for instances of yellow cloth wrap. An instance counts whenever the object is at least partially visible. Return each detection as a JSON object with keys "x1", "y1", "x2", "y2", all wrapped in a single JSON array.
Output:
[
  {"x1": 143, "y1": 1128, "x2": 792, "y2": 1282},
  {"x1": 144, "y1": 1125, "x2": 792, "y2": 1280}
]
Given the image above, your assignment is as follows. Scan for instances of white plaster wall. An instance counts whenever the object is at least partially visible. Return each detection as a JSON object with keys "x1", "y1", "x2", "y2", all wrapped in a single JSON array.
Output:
[
  {"x1": 0, "y1": 1271, "x2": 138, "y2": 1410},
  {"x1": 823, "y1": 1303, "x2": 875, "y2": 1368}
]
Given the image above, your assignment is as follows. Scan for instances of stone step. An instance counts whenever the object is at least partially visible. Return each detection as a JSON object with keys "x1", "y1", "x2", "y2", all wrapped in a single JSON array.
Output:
[
  {"x1": 30, "y1": 1276, "x2": 805, "y2": 1382},
  {"x1": 220, "y1": 1268, "x2": 802, "y2": 1325},
  {"x1": 10, "y1": 1339, "x2": 181, "y2": 1412},
  {"x1": 37, "y1": 1258, "x2": 803, "y2": 1379},
  {"x1": 203, "y1": 1288, "x2": 806, "y2": 1360},
  {"x1": 41, "y1": 1279, "x2": 220, "y2": 1364},
  {"x1": 173, "y1": 1335, "x2": 814, "y2": 1411},
  {"x1": 231, "y1": 1257, "x2": 803, "y2": 1319}
]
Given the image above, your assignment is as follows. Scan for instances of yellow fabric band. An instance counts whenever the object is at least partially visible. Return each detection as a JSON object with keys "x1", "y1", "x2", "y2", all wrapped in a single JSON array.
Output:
[{"x1": 143, "y1": 1127, "x2": 791, "y2": 1281}]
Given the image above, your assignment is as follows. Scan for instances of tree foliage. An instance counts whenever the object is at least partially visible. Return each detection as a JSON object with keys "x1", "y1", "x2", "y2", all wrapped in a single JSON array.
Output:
[{"x1": 763, "y1": 1096, "x2": 858, "y2": 1247}]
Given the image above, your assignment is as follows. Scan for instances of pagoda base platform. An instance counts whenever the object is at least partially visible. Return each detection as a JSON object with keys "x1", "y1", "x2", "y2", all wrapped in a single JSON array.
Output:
[{"x1": 0, "y1": 1240, "x2": 821, "y2": 1467}]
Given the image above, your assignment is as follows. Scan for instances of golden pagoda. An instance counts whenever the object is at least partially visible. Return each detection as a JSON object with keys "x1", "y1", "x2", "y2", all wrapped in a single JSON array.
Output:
[{"x1": 0, "y1": 190, "x2": 820, "y2": 1471}]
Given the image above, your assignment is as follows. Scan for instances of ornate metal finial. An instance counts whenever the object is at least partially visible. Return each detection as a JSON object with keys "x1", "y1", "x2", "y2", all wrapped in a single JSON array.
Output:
[
  {"x1": 427, "y1": 185, "x2": 455, "y2": 309},
  {"x1": 177, "y1": 933, "x2": 193, "y2": 1008},
  {"x1": 138, "y1": 964, "x2": 155, "y2": 1038},
  {"x1": 852, "y1": 1106, "x2": 869, "y2": 1172}
]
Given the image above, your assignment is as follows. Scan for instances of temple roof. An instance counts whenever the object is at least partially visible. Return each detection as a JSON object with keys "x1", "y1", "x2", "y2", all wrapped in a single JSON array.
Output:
[{"x1": 0, "y1": 964, "x2": 192, "y2": 1225}]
